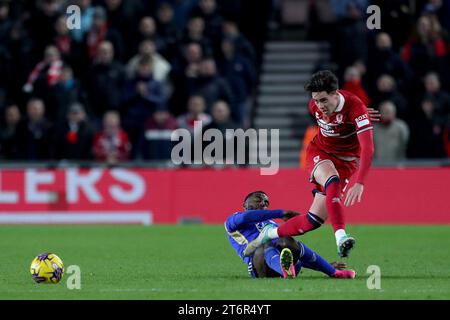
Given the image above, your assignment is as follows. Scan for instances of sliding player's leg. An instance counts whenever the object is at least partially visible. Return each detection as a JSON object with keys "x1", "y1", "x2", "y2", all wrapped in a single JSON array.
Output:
[
  {"x1": 313, "y1": 160, "x2": 355, "y2": 257},
  {"x1": 296, "y1": 241, "x2": 356, "y2": 279},
  {"x1": 276, "y1": 237, "x2": 301, "y2": 278},
  {"x1": 252, "y1": 240, "x2": 298, "y2": 278}
]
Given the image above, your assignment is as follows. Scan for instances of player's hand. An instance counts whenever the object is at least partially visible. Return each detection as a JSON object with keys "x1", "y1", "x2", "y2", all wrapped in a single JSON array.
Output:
[
  {"x1": 330, "y1": 261, "x2": 347, "y2": 270},
  {"x1": 282, "y1": 210, "x2": 300, "y2": 221},
  {"x1": 344, "y1": 183, "x2": 364, "y2": 207},
  {"x1": 367, "y1": 108, "x2": 381, "y2": 122}
]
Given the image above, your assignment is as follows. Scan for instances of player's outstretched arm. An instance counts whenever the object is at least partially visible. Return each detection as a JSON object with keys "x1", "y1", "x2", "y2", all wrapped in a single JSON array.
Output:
[
  {"x1": 344, "y1": 129, "x2": 375, "y2": 206},
  {"x1": 229, "y1": 210, "x2": 286, "y2": 229}
]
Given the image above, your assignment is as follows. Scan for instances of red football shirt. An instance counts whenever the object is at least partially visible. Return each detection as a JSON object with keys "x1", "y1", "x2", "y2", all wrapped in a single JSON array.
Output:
[{"x1": 308, "y1": 89, "x2": 373, "y2": 159}]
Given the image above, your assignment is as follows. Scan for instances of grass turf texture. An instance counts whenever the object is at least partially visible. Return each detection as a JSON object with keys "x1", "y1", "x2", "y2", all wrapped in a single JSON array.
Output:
[{"x1": 1, "y1": 225, "x2": 450, "y2": 300}]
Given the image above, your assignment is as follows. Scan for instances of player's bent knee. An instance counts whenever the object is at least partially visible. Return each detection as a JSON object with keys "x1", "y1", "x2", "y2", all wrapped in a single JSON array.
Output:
[{"x1": 314, "y1": 161, "x2": 339, "y2": 186}]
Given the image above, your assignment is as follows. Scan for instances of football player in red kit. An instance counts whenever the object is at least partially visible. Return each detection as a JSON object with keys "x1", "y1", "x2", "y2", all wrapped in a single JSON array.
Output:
[{"x1": 244, "y1": 70, "x2": 375, "y2": 258}]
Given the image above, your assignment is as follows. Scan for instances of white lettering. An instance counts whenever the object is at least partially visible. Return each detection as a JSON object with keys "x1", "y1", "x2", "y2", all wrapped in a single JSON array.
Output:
[
  {"x1": 66, "y1": 169, "x2": 103, "y2": 203},
  {"x1": 109, "y1": 169, "x2": 145, "y2": 203},
  {"x1": 25, "y1": 170, "x2": 56, "y2": 203}
]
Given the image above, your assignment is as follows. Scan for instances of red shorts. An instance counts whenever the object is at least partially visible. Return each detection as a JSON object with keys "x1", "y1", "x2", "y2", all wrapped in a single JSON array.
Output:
[{"x1": 305, "y1": 141, "x2": 358, "y2": 194}]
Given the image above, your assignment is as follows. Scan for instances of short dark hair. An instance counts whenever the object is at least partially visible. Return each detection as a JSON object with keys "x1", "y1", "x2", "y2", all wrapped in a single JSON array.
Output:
[
  {"x1": 244, "y1": 191, "x2": 269, "y2": 210},
  {"x1": 304, "y1": 70, "x2": 339, "y2": 93}
]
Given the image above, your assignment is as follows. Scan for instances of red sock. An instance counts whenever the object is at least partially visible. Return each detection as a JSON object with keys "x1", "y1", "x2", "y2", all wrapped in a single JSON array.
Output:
[
  {"x1": 277, "y1": 212, "x2": 323, "y2": 237},
  {"x1": 325, "y1": 176, "x2": 345, "y2": 232}
]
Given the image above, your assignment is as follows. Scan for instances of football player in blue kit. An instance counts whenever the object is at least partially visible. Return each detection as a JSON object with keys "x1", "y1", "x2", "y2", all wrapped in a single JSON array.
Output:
[{"x1": 225, "y1": 191, "x2": 356, "y2": 279}]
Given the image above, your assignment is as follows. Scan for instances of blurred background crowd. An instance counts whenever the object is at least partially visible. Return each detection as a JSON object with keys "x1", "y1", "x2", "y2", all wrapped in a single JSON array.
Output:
[
  {"x1": 0, "y1": 0, "x2": 449, "y2": 165},
  {"x1": 290, "y1": 0, "x2": 450, "y2": 162},
  {"x1": 0, "y1": 0, "x2": 265, "y2": 164}
]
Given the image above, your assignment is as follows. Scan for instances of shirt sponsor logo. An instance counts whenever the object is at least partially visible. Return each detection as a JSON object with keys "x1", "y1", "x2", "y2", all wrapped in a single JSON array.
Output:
[{"x1": 355, "y1": 114, "x2": 369, "y2": 128}]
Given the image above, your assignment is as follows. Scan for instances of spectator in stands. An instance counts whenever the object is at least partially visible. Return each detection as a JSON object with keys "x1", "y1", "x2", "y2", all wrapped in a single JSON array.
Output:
[
  {"x1": 408, "y1": 97, "x2": 447, "y2": 158},
  {"x1": 122, "y1": 55, "x2": 166, "y2": 141},
  {"x1": 155, "y1": 2, "x2": 181, "y2": 63},
  {"x1": 186, "y1": 58, "x2": 234, "y2": 113},
  {"x1": 0, "y1": 0, "x2": 12, "y2": 45},
  {"x1": 84, "y1": 6, "x2": 124, "y2": 62},
  {"x1": 168, "y1": 0, "x2": 199, "y2": 30},
  {"x1": 52, "y1": 65, "x2": 89, "y2": 123},
  {"x1": 329, "y1": 0, "x2": 369, "y2": 73},
  {"x1": 181, "y1": 16, "x2": 213, "y2": 58},
  {"x1": 170, "y1": 42, "x2": 204, "y2": 115},
  {"x1": 93, "y1": 110, "x2": 131, "y2": 164},
  {"x1": 88, "y1": 41, "x2": 125, "y2": 121},
  {"x1": 422, "y1": 0, "x2": 450, "y2": 42},
  {"x1": 421, "y1": 72, "x2": 450, "y2": 130},
  {"x1": 0, "y1": 104, "x2": 21, "y2": 159},
  {"x1": 53, "y1": 102, "x2": 94, "y2": 160},
  {"x1": 70, "y1": 0, "x2": 95, "y2": 43},
  {"x1": 5, "y1": 19, "x2": 35, "y2": 103},
  {"x1": 222, "y1": 20, "x2": 256, "y2": 66},
  {"x1": 191, "y1": 0, "x2": 223, "y2": 46},
  {"x1": 22, "y1": 45, "x2": 63, "y2": 97},
  {"x1": 401, "y1": 14, "x2": 448, "y2": 78},
  {"x1": 367, "y1": 32, "x2": 413, "y2": 93},
  {"x1": 373, "y1": 101, "x2": 410, "y2": 162},
  {"x1": 342, "y1": 65, "x2": 371, "y2": 107},
  {"x1": 103, "y1": 0, "x2": 141, "y2": 60},
  {"x1": 126, "y1": 39, "x2": 171, "y2": 84},
  {"x1": 372, "y1": 74, "x2": 408, "y2": 120},
  {"x1": 139, "y1": 106, "x2": 178, "y2": 160},
  {"x1": 177, "y1": 95, "x2": 212, "y2": 133},
  {"x1": 204, "y1": 100, "x2": 240, "y2": 133},
  {"x1": 53, "y1": 14, "x2": 77, "y2": 65},
  {"x1": 131, "y1": 16, "x2": 164, "y2": 58},
  {"x1": 24, "y1": 0, "x2": 62, "y2": 56},
  {"x1": 203, "y1": 100, "x2": 240, "y2": 164},
  {"x1": 23, "y1": 45, "x2": 69, "y2": 122},
  {"x1": 15, "y1": 98, "x2": 53, "y2": 160},
  {"x1": 218, "y1": 38, "x2": 256, "y2": 126}
]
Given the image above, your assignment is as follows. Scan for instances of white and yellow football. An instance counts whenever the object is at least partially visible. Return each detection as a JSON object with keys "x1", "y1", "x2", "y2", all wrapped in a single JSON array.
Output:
[{"x1": 30, "y1": 253, "x2": 64, "y2": 284}]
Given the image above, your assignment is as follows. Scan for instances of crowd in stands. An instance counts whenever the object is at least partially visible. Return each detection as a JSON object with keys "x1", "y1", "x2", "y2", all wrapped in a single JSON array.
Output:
[
  {"x1": 2, "y1": 0, "x2": 450, "y2": 165},
  {"x1": 0, "y1": 0, "x2": 257, "y2": 163},
  {"x1": 294, "y1": 0, "x2": 450, "y2": 163}
]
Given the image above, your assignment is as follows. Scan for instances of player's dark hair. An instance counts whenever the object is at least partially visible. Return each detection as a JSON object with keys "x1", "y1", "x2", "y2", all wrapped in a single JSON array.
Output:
[
  {"x1": 244, "y1": 191, "x2": 269, "y2": 210},
  {"x1": 304, "y1": 70, "x2": 339, "y2": 93}
]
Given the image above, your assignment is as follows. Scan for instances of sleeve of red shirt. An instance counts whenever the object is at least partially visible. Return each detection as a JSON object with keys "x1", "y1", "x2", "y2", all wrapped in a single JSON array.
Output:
[
  {"x1": 356, "y1": 125, "x2": 375, "y2": 185},
  {"x1": 348, "y1": 95, "x2": 375, "y2": 185}
]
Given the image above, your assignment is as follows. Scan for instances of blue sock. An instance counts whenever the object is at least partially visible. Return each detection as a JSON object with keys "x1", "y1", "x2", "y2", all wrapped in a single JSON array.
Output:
[
  {"x1": 299, "y1": 243, "x2": 336, "y2": 276},
  {"x1": 294, "y1": 261, "x2": 303, "y2": 275},
  {"x1": 263, "y1": 246, "x2": 283, "y2": 276}
]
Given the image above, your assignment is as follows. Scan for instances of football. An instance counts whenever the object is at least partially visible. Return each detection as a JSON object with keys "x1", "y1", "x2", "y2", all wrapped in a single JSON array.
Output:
[{"x1": 30, "y1": 253, "x2": 64, "y2": 284}]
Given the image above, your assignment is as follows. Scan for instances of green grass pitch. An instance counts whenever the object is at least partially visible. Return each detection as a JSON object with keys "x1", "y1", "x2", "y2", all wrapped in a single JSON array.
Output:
[{"x1": 1, "y1": 224, "x2": 450, "y2": 300}]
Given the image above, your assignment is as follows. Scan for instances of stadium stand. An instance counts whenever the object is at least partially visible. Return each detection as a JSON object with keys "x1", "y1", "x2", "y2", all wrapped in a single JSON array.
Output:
[{"x1": 0, "y1": 0, "x2": 449, "y2": 166}]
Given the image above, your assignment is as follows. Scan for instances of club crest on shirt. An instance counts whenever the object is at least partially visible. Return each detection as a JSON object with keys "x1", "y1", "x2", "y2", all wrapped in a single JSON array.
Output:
[
  {"x1": 313, "y1": 156, "x2": 320, "y2": 163},
  {"x1": 336, "y1": 113, "x2": 343, "y2": 124}
]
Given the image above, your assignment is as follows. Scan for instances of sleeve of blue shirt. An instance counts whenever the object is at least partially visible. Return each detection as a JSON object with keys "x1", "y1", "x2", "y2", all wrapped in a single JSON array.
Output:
[{"x1": 226, "y1": 209, "x2": 284, "y2": 232}]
